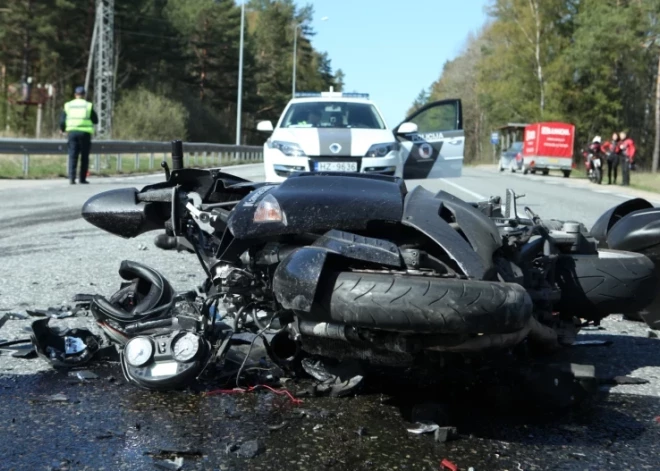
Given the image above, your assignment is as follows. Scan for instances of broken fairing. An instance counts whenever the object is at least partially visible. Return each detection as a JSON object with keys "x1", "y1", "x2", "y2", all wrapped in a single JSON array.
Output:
[{"x1": 29, "y1": 318, "x2": 105, "y2": 368}]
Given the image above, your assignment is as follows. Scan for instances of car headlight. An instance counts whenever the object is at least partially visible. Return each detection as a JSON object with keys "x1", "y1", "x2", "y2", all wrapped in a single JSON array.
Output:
[
  {"x1": 365, "y1": 142, "x2": 400, "y2": 158},
  {"x1": 269, "y1": 140, "x2": 306, "y2": 157}
]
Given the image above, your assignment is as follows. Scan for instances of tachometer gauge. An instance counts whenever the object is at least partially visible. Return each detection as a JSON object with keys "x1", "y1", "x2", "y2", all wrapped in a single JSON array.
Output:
[
  {"x1": 124, "y1": 337, "x2": 154, "y2": 367},
  {"x1": 172, "y1": 332, "x2": 200, "y2": 362}
]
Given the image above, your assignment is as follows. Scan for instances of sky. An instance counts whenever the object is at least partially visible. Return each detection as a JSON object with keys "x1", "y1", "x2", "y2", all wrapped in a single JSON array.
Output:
[{"x1": 299, "y1": 0, "x2": 490, "y2": 128}]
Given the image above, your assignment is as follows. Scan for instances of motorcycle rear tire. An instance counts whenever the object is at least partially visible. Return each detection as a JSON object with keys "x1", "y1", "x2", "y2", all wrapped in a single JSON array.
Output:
[
  {"x1": 310, "y1": 272, "x2": 532, "y2": 334},
  {"x1": 554, "y1": 250, "x2": 657, "y2": 320}
]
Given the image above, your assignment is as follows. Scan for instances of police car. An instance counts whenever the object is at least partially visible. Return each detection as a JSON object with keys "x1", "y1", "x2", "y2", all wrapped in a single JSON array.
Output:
[{"x1": 256, "y1": 89, "x2": 466, "y2": 182}]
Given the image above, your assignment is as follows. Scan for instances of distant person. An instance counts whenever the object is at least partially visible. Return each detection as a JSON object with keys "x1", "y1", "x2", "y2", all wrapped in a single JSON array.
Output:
[
  {"x1": 618, "y1": 131, "x2": 636, "y2": 186},
  {"x1": 307, "y1": 109, "x2": 321, "y2": 126},
  {"x1": 60, "y1": 86, "x2": 98, "y2": 184},
  {"x1": 601, "y1": 132, "x2": 621, "y2": 185}
]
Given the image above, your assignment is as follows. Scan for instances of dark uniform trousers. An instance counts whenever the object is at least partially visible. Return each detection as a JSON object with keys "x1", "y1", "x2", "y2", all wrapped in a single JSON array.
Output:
[{"x1": 68, "y1": 131, "x2": 92, "y2": 183}]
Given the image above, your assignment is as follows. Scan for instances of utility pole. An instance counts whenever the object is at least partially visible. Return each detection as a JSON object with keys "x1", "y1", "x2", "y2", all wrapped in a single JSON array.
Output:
[
  {"x1": 292, "y1": 23, "x2": 301, "y2": 98},
  {"x1": 236, "y1": 1, "x2": 245, "y2": 145},
  {"x1": 94, "y1": 0, "x2": 114, "y2": 139}
]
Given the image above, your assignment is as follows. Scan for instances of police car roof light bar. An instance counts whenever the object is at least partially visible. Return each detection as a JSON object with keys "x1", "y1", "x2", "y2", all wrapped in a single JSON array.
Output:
[{"x1": 294, "y1": 91, "x2": 370, "y2": 99}]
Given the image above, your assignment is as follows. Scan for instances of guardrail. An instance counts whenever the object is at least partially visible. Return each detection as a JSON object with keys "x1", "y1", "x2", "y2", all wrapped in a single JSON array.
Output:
[{"x1": 0, "y1": 138, "x2": 263, "y2": 176}]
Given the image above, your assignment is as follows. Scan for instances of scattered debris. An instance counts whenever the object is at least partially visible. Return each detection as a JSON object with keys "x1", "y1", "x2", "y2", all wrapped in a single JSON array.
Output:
[
  {"x1": 301, "y1": 358, "x2": 365, "y2": 397},
  {"x1": 29, "y1": 393, "x2": 70, "y2": 403},
  {"x1": 572, "y1": 340, "x2": 613, "y2": 347},
  {"x1": 236, "y1": 440, "x2": 262, "y2": 459},
  {"x1": 69, "y1": 370, "x2": 100, "y2": 381},
  {"x1": 313, "y1": 424, "x2": 323, "y2": 431},
  {"x1": 26, "y1": 308, "x2": 74, "y2": 319},
  {"x1": 407, "y1": 421, "x2": 440, "y2": 435},
  {"x1": 95, "y1": 431, "x2": 125, "y2": 440},
  {"x1": 599, "y1": 376, "x2": 649, "y2": 386},
  {"x1": 434, "y1": 426, "x2": 459, "y2": 443},
  {"x1": 5, "y1": 343, "x2": 37, "y2": 359},
  {"x1": 153, "y1": 457, "x2": 183, "y2": 471},
  {"x1": 569, "y1": 452, "x2": 586, "y2": 459},
  {"x1": 581, "y1": 325, "x2": 605, "y2": 331},
  {"x1": 138, "y1": 243, "x2": 148, "y2": 251},
  {"x1": 440, "y1": 458, "x2": 458, "y2": 471},
  {"x1": 356, "y1": 426, "x2": 368, "y2": 437},
  {"x1": 267, "y1": 421, "x2": 288, "y2": 432}
]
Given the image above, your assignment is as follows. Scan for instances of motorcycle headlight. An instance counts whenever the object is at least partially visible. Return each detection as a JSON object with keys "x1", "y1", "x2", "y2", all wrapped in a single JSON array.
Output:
[
  {"x1": 269, "y1": 140, "x2": 306, "y2": 157},
  {"x1": 365, "y1": 142, "x2": 399, "y2": 158},
  {"x1": 254, "y1": 194, "x2": 287, "y2": 224}
]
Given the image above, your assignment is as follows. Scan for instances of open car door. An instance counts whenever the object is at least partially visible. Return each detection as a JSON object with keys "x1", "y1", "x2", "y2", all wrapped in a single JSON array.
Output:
[{"x1": 394, "y1": 99, "x2": 464, "y2": 179}]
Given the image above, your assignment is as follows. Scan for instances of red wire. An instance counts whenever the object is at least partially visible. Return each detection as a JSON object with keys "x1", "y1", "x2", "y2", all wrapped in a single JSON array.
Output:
[{"x1": 204, "y1": 384, "x2": 303, "y2": 405}]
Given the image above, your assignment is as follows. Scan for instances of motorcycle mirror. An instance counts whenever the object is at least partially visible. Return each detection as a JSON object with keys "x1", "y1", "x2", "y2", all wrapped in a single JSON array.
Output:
[
  {"x1": 161, "y1": 160, "x2": 171, "y2": 180},
  {"x1": 82, "y1": 188, "x2": 165, "y2": 238}
]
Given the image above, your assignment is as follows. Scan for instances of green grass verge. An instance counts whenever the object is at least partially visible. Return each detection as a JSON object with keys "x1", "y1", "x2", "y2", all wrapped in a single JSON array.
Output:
[
  {"x1": 0, "y1": 154, "x2": 263, "y2": 179},
  {"x1": 569, "y1": 167, "x2": 660, "y2": 193}
]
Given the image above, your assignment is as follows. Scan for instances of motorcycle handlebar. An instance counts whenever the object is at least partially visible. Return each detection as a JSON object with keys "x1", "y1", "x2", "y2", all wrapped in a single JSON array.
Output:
[{"x1": 136, "y1": 188, "x2": 174, "y2": 203}]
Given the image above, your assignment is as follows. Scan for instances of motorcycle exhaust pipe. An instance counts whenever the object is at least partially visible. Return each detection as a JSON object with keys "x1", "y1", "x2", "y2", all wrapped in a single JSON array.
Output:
[
  {"x1": 426, "y1": 317, "x2": 559, "y2": 353},
  {"x1": 299, "y1": 321, "x2": 347, "y2": 341},
  {"x1": 268, "y1": 330, "x2": 301, "y2": 364}
]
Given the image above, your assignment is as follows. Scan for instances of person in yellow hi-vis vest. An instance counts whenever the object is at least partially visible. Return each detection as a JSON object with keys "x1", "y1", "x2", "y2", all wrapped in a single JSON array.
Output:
[{"x1": 60, "y1": 86, "x2": 98, "y2": 184}]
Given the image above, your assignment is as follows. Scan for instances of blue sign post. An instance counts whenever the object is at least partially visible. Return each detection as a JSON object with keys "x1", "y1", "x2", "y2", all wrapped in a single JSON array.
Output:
[{"x1": 490, "y1": 132, "x2": 499, "y2": 145}]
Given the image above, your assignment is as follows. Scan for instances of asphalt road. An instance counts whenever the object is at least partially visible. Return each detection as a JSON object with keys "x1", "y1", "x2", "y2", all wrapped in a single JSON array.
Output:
[{"x1": 1, "y1": 165, "x2": 660, "y2": 471}]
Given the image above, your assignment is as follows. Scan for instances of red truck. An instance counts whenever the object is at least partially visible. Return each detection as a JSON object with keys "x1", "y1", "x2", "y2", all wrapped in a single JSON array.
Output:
[{"x1": 522, "y1": 122, "x2": 575, "y2": 178}]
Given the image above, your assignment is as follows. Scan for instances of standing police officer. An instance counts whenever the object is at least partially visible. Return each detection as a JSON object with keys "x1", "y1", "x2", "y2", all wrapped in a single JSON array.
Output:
[{"x1": 60, "y1": 86, "x2": 98, "y2": 184}]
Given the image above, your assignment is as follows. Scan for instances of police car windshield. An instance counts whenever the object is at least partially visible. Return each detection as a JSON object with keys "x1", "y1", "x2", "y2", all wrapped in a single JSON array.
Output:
[{"x1": 280, "y1": 102, "x2": 386, "y2": 129}]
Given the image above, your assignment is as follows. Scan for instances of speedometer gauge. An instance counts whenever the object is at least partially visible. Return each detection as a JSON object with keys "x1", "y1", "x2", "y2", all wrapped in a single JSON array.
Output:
[
  {"x1": 172, "y1": 332, "x2": 200, "y2": 362},
  {"x1": 124, "y1": 337, "x2": 153, "y2": 367}
]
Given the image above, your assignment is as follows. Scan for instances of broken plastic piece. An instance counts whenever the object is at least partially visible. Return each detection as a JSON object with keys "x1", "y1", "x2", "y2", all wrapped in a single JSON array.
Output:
[
  {"x1": 29, "y1": 318, "x2": 104, "y2": 368},
  {"x1": 301, "y1": 357, "x2": 365, "y2": 397},
  {"x1": 407, "y1": 421, "x2": 440, "y2": 434},
  {"x1": 29, "y1": 393, "x2": 70, "y2": 403},
  {"x1": 267, "y1": 421, "x2": 288, "y2": 432},
  {"x1": 440, "y1": 459, "x2": 458, "y2": 471},
  {"x1": 600, "y1": 376, "x2": 649, "y2": 386},
  {"x1": 68, "y1": 370, "x2": 100, "y2": 381},
  {"x1": 153, "y1": 457, "x2": 183, "y2": 471},
  {"x1": 572, "y1": 340, "x2": 613, "y2": 347},
  {"x1": 236, "y1": 440, "x2": 262, "y2": 459},
  {"x1": 434, "y1": 426, "x2": 459, "y2": 443}
]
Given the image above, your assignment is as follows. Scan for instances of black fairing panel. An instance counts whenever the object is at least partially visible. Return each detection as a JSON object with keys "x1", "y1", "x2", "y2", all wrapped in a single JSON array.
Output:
[
  {"x1": 434, "y1": 190, "x2": 501, "y2": 269},
  {"x1": 402, "y1": 186, "x2": 489, "y2": 279},
  {"x1": 606, "y1": 207, "x2": 660, "y2": 252},
  {"x1": 312, "y1": 229, "x2": 403, "y2": 268},
  {"x1": 82, "y1": 188, "x2": 166, "y2": 238},
  {"x1": 227, "y1": 173, "x2": 406, "y2": 240},
  {"x1": 590, "y1": 198, "x2": 654, "y2": 247},
  {"x1": 272, "y1": 247, "x2": 328, "y2": 312}
]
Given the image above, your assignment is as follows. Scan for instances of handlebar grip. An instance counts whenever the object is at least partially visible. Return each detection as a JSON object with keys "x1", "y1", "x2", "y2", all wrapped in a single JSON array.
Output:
[
  {"x1": 136, "y1": 188, "x2": 173, "y2": 203},
  {"x1": 172, "y1": 140, "x2": 184, "y2": 170}
]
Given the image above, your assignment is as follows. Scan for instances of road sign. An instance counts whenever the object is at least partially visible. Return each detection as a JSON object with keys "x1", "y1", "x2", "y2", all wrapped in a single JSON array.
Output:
[{"x1": 490, "y1": 132, "x2": 499, "y2": 145}]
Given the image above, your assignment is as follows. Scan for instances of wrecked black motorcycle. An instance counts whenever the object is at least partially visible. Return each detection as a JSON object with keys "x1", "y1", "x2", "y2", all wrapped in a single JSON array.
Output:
[
  {"x1": 590, "y1": 198, "x2": 660, "y2": 329},
  {"x1": 53, "y1": 140, "x2": 658, "y2": 393}
]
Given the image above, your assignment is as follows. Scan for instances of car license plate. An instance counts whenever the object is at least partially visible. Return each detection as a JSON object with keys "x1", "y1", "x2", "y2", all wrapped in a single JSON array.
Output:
[
  {"x1": 316, "y1": 161, "x2": 358, "y2": 172},
  {"x1": 548, "y1": 158, "x2": 560, "y2": 165}
]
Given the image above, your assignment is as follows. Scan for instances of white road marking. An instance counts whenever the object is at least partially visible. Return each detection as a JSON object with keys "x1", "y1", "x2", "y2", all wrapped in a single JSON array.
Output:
[{"x1": 438, "y1": 178, "x2": 486, "y2": 200}]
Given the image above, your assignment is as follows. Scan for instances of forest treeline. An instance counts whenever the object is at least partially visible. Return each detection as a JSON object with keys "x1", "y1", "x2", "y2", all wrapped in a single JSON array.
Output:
[
  {"x1": 411, "y1": 0, "x2": 660, "y2": 171},
  {"x1": 0, "y1": 0, "x2": 344, "y2": 144}
]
